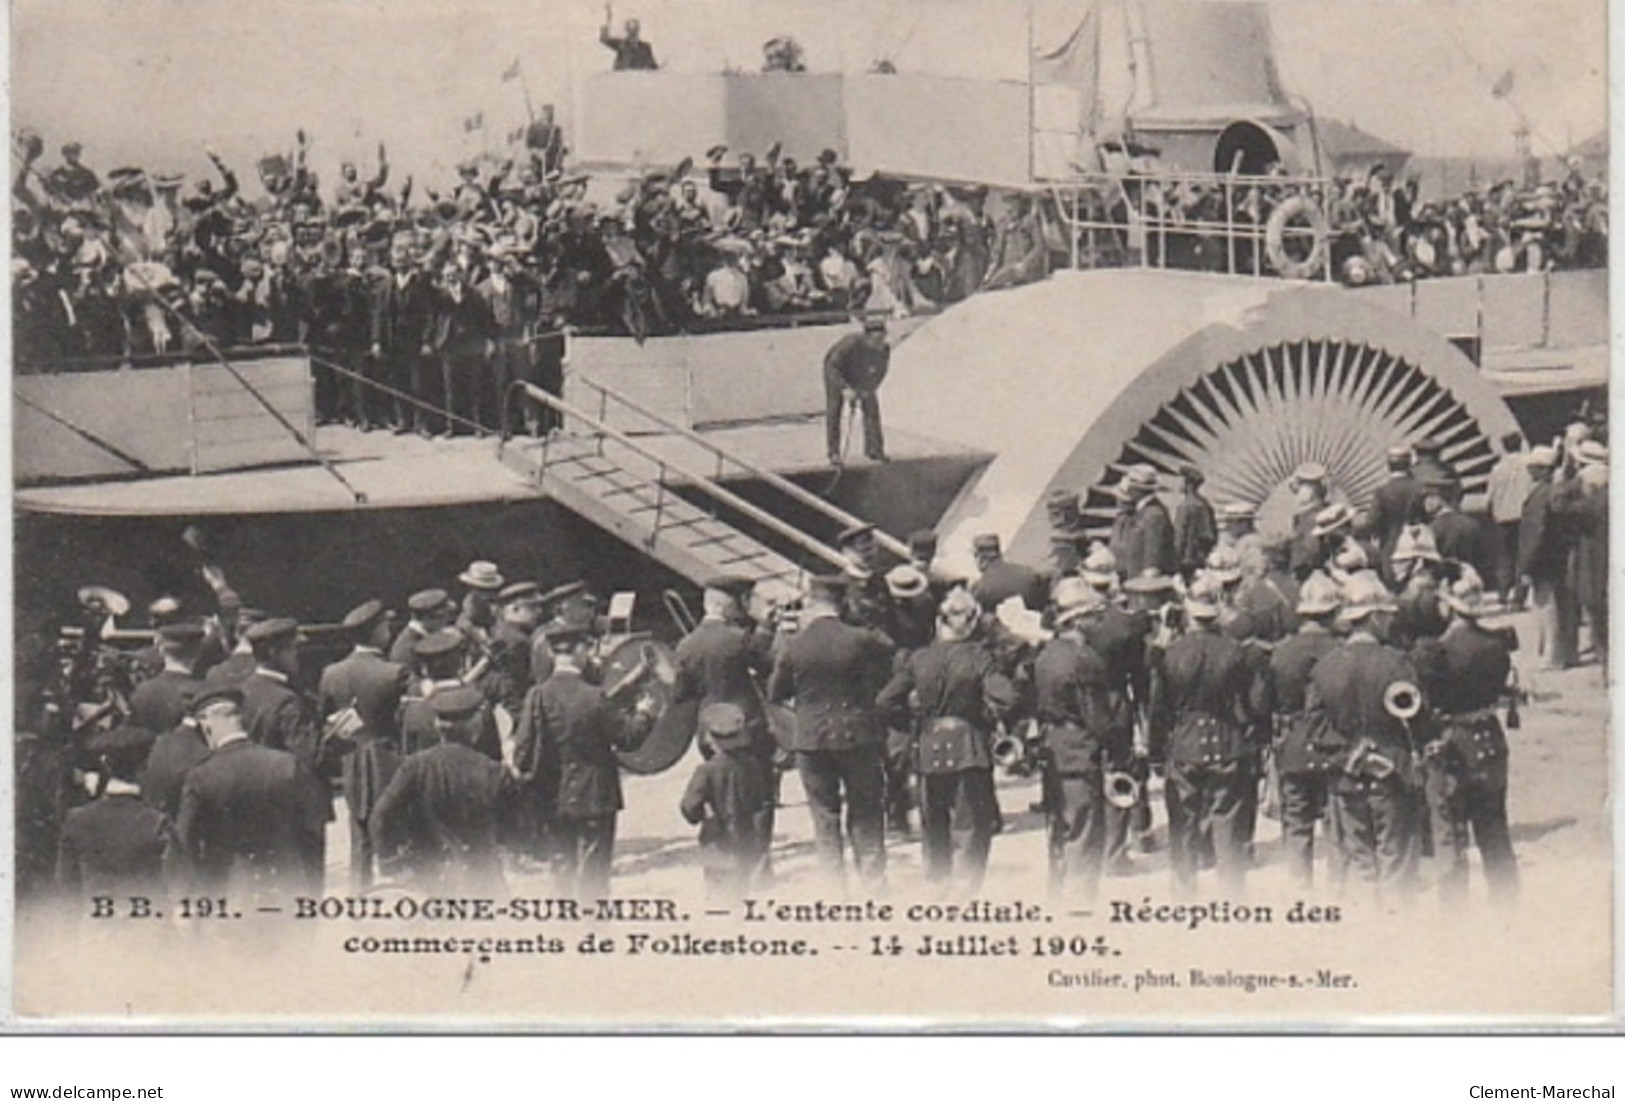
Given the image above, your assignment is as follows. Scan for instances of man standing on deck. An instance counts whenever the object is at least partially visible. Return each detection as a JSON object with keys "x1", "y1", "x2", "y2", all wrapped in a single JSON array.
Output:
[{"x1": 824, "y1": 316, "x2": 890, "y2": 466}]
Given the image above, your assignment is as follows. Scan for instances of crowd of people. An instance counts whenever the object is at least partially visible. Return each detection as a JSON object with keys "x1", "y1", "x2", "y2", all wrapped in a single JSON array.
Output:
[
  {"x1": 11, "y1": 120, "x2": 1051, "y2": 438},
  {"x1": 1096, "y1": 156, "x2": 1608, "y2": 286},
  {"x1": 19, "y1": 406, "x2": 1605, "y2": 907}
]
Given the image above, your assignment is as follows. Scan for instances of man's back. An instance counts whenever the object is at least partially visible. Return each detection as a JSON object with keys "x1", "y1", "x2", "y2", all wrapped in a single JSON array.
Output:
[
  {"x1": 768, "y1": 615, "x2": 892, "y2": 751},
  {"x1": 129, "y1": 670, "x2": 202, "y2": 735},
  {"x1": 318, "y1": 649, "x2": 408, "y2": 742},
  {"x1": 176, "y1": 740, "x2": 325, "y2": 892},
  {"x1": 58, "y1": 793, "x2": 171, "y2": 896},
  {"x1": 140, "y1": 725, "x2": 211, "y2": 821}
]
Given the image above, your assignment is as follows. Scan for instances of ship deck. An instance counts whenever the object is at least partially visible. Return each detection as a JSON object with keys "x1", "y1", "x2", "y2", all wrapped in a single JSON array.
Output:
[{"x1": 13, "y1": 418, "x2": 988, "y2": 517}]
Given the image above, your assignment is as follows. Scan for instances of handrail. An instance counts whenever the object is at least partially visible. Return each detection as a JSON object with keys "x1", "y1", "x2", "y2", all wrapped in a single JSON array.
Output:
[
  {"x1": 503, "y1": 382, "x2": 850, "y2": 574},
  {"x1": 566, "y1": 372, "x2": 913, "y2": 561}
]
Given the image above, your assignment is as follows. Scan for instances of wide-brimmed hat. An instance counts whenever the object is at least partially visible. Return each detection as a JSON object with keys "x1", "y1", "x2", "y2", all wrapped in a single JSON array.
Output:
[
  {"x1": 1051, "y1": 576, "x2": 1105, "y2": 626},
  {"x1": 458, "y1": 561, "x2": 505, "y2": 590},
  {"x1": 1442, "y1": 572, "x2": 1489, "y2": 618},
  {"x1": 1311, "y1": 502, "x2": 1356, "y2": 539},
  {"x1": 1184, "y1": 577, "x2": 1222, "y2": 620},
  {"x1": 1202, "y1": 546, "x2": 1244, "y2": 585},
  {"x1": 1390, "y1": 525, "x2": 1442, "y2": 564},
  {"x1": 1080, "y1": 543, "x2": 1118, "y2": 589},
  {"x1": 1576, "y1": 440, "x2": 1608, "y2": 466},
  {"x1": 1338, "y1": 575, "x2": 1397, "y2": 622},
  {"x1": 1296, "y1": 573, "x2": 1343, "y2": 616},
  {"x1": 1116, "y1": 464, "x2": 1160, "y2": 499}
]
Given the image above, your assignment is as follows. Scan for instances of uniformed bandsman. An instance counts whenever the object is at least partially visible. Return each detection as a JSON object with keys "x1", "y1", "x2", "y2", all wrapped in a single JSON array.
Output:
[
  {"x1": 1412, "y1": 571, "x2": 1519, "y2": 906},
  {"x1": 767, "y1": 574, "x2": 895, "y2": 889},
  {"x1": 515, "y1": 623, "x2": 657, "y2": 899},
  {"x1": 390, "y1": 588, "x2": 456, "y2": 666},
  {"x1": 128, "y1": 620, "x2": 206, "y2": 735},
  {"x1": 877, "y1": 588, "x2": 1016, "y2": 894},
  {"x1": 1030, "y1": 579, "x2": 1119, "y2": 897},
  {"x1": 370, "y1": 685, "x2": 512, "y2": 894},
  {"x1": 1267, "y1": 574, "x2": 1346, "y2": 887},
  {"x1": 1150, "y1": 576, "x2": 1267, "y2": 893},
  {"x1": 1305, "y1": 575, "x2": 1424, "y2": 899}
]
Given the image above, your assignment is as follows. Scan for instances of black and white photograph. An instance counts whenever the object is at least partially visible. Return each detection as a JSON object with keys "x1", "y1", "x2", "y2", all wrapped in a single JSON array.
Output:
[{"x1": 3, "y1": 0, "x2": 1613, "y2": 1028}]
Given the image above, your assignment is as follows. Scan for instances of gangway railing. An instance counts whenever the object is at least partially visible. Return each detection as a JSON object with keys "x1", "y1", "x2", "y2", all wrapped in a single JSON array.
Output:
[
  {"x1": 502, "y1": 381, "x2": 853, "y2": 578},
  {"x1": 559, "y1": 372, "x2": 914, "y2": 562}
]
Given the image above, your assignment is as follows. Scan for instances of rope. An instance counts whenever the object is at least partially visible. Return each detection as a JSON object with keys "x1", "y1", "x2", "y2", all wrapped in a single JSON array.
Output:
[
  {"x1": 306, "y1": 348, "x2": 496, "y2": 437},
  {"x1": 121, "y1": 265, "x2": 369, "y2": 503}
]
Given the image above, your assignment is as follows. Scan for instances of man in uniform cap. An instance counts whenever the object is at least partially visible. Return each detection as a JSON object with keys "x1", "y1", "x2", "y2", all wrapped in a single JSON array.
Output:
[
  {"x1": 1306, "y1": 574, "x2": 1421, "y2": 898},
  {"x1": 1421, "y1": 474, "x2": 1489, "y2": 581},
  {"x1": 672, "y1": 575, "x2": 779, "y2": 874},
  {"x1": 1108, "y1": 466, "x2": 1177, "y2": 580},
  {"x1": 391, "y1": 588, "x2": 457, "y2": 665},
  {"x1": 238, "y1": 617, "x2": 337, "y2": 775},
  {"x1": 203, "y1": 606, "x2": 269, "y2": 688},
  {"x1": 487, "y1": 581, "x2": 544, "y2": 721},
  {"x1": 970, "y1": 533, "x2": 1048, "y2": 613},
  {"x1": 1048, "y1": 530, "x2": 1086, "y2": 578},
  {"x1": 514, "y1": 623, "x2": 658, "y2": 899},
  {"x1": 767, "y1": 574, "x2": 896, "y2": 889},
  {"x1": 400, "y1": 628, "x2": 499, "y2": 761},
  {"x1": 877, "y1": 588, "x2": 1016, "y2": 893},
  {"x1": 823, "y1": 315, "x2": 890, "y2": 465},
  {"x1": 1045, "y1": 486, "x2": 1082, "y2": 535},
  {"x1": 175, "y1": 686, "x2": 329, "y2": 901},
  {"x1": 529, "y1": 580, "x2": 601, "y2": 686},
  {"x1": 1150, "y1": 576, "x2": 1268, "y2": 894},
  {"x1": 679, "y1": 702, "x2": 775, "y2": 898},
  {"x1": 906, "y1": 529, "x2": 940, "y2": 577},
  {"x1": 1411, "y1": 571, "x2": 1518, "y2": 906},
  {"x1": 370, "y1": 685, "x2": 512, "y2": 893},
  {"x1": 319, "y1": 599, "x2": 410, "y2": 889},
  {"x1": 1371, "y1": 444, "x2": 1424, "y2": 560},
  {"x1": 1030, "y1": 579, "x2": 1116, "y2": 896},
  {"x1": 1266, "y1": 574, "x2": 1345, "y2": 886},
  {"x1": 1173, "y1": 464, "x2": 1217, "y2": 583},
  {"x1": 128, "y1": 619, "x2": 207, "y2": 736},
  {"x1": 57, "y1": 725, "x2": 170, "y2": 897}
]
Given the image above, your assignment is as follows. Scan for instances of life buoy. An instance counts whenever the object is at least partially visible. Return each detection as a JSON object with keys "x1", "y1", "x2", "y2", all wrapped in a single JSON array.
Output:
[{"x1": 1264, "y1": 195, "x2": 1330, "y2": 280}]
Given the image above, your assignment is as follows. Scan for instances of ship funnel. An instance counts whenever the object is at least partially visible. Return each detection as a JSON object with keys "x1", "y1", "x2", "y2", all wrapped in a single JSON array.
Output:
[{"x1": 1214, "y1": 119, "x2": 1310, "y2": 176}]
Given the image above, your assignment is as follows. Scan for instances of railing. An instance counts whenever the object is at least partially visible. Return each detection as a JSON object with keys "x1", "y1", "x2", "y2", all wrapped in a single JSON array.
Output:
[
  {"x1": 502, "y1": 381, "x2": 852, "y2": 575},
  {"x1": 561, "y1": 372, "x2": 913, "y2": 561},
  {"x1": 1045, "y1": 169, "x2": 1336, "y2": 282}
]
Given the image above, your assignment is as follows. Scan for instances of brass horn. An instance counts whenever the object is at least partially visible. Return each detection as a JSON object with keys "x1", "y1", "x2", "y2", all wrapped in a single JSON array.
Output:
[
  {"x1": 1383, "y1": 680, "x2": 1422, "y2": 722},
  {"x1": 1104, "y1": 769, "x2": 1141, "y2": 810},
  {"x1": 991, "y1": 731, "x2": 1027, "y2": 771}
]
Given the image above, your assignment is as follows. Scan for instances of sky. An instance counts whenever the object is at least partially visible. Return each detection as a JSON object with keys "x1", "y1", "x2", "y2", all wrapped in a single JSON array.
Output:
[{"x1": 10, "y1": 0, "x2": 1609, "y2": 191}]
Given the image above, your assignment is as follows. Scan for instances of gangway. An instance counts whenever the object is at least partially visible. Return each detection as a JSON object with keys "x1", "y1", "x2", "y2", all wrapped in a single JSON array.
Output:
[{"x1": 502, "y1": 380, "x2": 909, "y2": 594}]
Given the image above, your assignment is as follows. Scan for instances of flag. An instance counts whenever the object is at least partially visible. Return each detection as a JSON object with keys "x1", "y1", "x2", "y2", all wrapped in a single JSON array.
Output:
[
  {"x1": 1031, "y1": 9, "x2": 1098, "y2": 90},
  {"x1": 463, "y1": 112, "x2": 485, "y2": 133},
  {"x1": 1491, "y1": 67, "x2": 1515, "y2": 99},
  {"x1": 502, "y1": 58, "x2": 522, "y2": 83}
]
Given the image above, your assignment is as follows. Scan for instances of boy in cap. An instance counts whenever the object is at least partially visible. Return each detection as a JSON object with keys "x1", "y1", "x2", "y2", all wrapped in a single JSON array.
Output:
[
  {"x1": 679, "y1": 702, "x2": 775, "y2": 898},
  {"x1": 58, "y1": 725, "x2": 170, "y2": 897},
  {"x1": 370, "y1": 686, "x2": 511, "y2": 894}
]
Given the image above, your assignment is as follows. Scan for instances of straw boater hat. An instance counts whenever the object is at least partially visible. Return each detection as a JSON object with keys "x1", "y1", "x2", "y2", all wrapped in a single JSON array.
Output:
[
  {"x1": 458, "y1": 561, "x2": 505, "y2": 590},
  {"x1": 1080, "y1": 543, "x2": 1119, "y2": 589},
  {"x1": 1202, "y1": 546, "x2": 1243, "y2": 585},
  {"x1": 885, "y1": 565, "x2": 929, "y2": 601},
  {"x1": 1311, "y1": 502, "x2": 1356, "y2": 539},
  {"x1": 1183, "y1": 576, "x2": 1223, "y2": 621},
  {"x1": 1289, "y1": 461, "x2": 1329, "y2": 489}
]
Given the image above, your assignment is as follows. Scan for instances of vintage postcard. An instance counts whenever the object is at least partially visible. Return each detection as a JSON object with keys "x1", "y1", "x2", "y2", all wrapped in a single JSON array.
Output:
[{"x1": 4, "y1": 0, "x2": 1613, "y2": 1029}]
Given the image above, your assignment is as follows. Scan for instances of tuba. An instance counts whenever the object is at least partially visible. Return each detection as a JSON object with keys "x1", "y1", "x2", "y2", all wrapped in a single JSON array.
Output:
[
  {"x1": 1103, "y1": 769, "x2": 1141, "y2": 810},
  {"x1": 1383, "y1": 680, "x2": 1422, "y2": 721}
]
